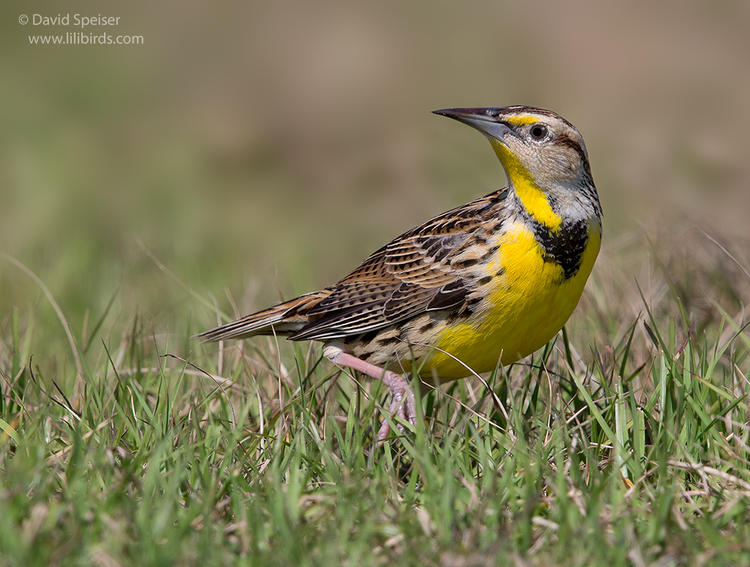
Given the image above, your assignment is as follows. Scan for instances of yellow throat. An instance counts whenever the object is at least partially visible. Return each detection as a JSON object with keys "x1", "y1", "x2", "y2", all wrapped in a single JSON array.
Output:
[{"x1": 489, "y1": 139, "x2": 562, "y2": 231}]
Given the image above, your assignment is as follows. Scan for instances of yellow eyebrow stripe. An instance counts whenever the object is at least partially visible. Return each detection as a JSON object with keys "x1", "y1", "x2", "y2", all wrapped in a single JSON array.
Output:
[{"x1": 504, "y1": 115, "x2": 539, "y2": 126}]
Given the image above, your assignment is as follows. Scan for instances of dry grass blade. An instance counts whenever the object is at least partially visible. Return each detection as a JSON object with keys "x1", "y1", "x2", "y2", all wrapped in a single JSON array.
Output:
[{"x1": 2, "y1": 253, "x2": 83, "y2": 379}]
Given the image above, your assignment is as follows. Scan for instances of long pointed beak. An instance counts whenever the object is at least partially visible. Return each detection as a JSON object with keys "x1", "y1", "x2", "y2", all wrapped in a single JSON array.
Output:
[{"x1": 433, "y1": 107, "x2": 515, "y2": 143}]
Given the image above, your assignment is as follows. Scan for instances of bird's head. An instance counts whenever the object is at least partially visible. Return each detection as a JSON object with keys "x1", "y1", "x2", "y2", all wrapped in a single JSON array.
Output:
[
  {"x1": 434, "y1": 105, "x2": 593, "y2": 192},
  {"x1": 434, "y1": 105, "x2": 599, "y2": 229}
]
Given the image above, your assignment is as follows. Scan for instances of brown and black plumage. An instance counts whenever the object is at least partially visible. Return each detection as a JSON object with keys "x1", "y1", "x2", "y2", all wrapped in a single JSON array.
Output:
[{"x1": 200, "y1": 189, "x2": 507, "y2": 344}]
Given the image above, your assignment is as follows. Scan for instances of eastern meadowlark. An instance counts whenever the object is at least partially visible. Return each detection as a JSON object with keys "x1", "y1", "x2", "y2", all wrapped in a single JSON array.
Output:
[{"x1": 200, "y1": 106, "x2": 602, "y2": 442}]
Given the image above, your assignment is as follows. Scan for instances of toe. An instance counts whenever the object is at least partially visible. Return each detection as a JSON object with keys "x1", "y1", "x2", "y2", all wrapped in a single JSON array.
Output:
[
  {"x1": 377, "y1": 419, "x2": 391, "y2": 444},
  {"x1": 404, "y1": 393, "x2": 416, "y2": 425}
]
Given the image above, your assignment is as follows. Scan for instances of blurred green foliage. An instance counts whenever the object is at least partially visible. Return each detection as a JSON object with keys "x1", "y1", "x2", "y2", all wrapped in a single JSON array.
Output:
[{"x1": 3, "y1": 1, "x2": 749, "y2": 348}]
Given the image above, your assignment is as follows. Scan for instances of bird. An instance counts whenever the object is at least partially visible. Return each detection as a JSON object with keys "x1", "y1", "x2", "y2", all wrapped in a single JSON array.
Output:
[{"x1": 199, "y1": 105, "x2": 602, "y2": 443}]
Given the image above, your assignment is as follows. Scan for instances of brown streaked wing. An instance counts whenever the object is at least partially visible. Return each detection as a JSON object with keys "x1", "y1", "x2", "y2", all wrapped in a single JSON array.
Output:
[{"x1": 290, "y1": 188, "x2": 509, "y2": 341}]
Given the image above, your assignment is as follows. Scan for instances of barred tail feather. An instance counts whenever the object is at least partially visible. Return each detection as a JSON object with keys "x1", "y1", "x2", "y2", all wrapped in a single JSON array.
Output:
[{"x1": 198, "y1": 290, "x2": 331, "y2": 342}]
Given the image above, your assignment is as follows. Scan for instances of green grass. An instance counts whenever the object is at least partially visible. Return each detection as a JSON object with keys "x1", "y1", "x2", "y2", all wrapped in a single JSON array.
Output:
[{"x1": 2, "y1": 247, "x2": 750, "y2": 566}]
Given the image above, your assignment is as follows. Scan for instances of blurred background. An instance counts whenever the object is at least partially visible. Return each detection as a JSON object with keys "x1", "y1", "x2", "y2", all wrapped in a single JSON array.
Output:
[{"x1": 2, "y1": 0, "x2": 749, "y2": 376}]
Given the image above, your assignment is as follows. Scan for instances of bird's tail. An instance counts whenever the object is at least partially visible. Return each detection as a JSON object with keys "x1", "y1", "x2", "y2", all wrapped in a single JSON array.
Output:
[{"x1": 197, "y1": 289, "x2": 332, "y2": 342}]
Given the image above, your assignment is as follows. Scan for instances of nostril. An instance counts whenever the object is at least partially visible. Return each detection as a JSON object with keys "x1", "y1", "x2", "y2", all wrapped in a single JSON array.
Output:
[{"x1": 485, "y1": 108, "x2": 499, "y2": 118}]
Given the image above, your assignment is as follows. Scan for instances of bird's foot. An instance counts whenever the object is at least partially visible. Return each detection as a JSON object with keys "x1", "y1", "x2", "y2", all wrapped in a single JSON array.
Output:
[
  {"x1": 376, "y1": 374, "x2": 417, "y2": 444},
  {"x1": 325, "y1": 346, "x2": 416, "y2": 445}
]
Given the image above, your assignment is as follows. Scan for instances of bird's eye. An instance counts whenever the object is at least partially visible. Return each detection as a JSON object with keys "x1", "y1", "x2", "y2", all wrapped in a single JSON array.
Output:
[{"x1": 529, "y1": 124, "x2": 548, "y2": 141}]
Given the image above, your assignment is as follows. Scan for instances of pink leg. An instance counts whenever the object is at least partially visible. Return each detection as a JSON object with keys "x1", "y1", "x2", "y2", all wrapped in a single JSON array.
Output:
[{"x1": 327, "y1": 350, "x2": 416, "y2": 443}]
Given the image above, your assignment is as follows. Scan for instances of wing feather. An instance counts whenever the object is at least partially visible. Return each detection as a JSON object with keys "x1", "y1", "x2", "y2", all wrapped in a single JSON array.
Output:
[{"x1": 289, "y1": 188, "x2": 509, "y2": 341}]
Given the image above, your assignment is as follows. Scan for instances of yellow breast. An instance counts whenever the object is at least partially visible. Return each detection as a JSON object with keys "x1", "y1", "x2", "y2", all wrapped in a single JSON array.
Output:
[{"x1": 423, "y1": 221, "x2": 601, "y2": 379}]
